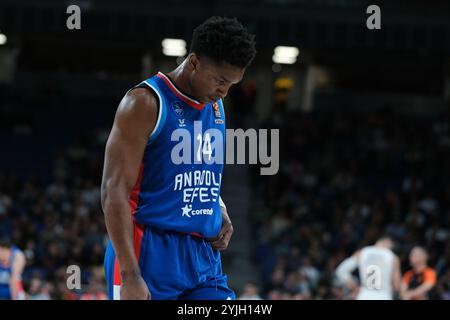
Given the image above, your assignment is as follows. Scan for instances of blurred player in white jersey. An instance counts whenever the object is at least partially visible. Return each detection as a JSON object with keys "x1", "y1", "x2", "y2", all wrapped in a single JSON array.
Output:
[{"x1": 335, "y1": 235, "x2": 401, "y2": 300}]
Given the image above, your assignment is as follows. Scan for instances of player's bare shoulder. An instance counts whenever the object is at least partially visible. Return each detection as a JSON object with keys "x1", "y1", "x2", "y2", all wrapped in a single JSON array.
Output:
[
  {"x1": 114, "y1": 87, "x2": 159, "y2": 138},
  {"x1": 393, "y1": 253, "x2": 400, "y2": 265},
  {"x1": 119, "y1": 88, "x2": 158, "y2": 120}
]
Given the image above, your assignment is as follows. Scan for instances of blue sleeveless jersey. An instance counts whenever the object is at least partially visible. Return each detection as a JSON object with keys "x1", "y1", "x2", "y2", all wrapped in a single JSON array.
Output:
[
  {"x1": 0, "y1": 247, "x2": 19, "y2": 299},
  {"x1": 129, "y1": 72, "x2": 226, "y2": 238}
]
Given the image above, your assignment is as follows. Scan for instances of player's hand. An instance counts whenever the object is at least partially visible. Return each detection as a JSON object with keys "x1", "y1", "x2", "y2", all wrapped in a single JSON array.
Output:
[
  {"x1": 346, "y1": 279, "x2": 360, "y2": 299},
  {"x1": 346, "y1": 279, "x2": 358, "y2": 291},
  {"x1": 210, "y1": 207, "x2": 233, "y2": 251},
  {"x1": 120, "y1": 272, "x2": 151, "y2": 300},
  {"x1": 349, "y1": 286, "x2": 361, "y2": 300}
]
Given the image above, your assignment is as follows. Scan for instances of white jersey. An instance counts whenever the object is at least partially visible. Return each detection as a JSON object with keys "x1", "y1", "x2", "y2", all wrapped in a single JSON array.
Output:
[{"x1": 357, "y1": 246, "x2": 394, "y2": 300}]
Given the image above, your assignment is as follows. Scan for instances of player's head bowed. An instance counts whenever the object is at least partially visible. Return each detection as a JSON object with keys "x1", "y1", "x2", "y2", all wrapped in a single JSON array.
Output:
[{"x1": 190, "y1": 16, "x2": 256, "y2": 69}]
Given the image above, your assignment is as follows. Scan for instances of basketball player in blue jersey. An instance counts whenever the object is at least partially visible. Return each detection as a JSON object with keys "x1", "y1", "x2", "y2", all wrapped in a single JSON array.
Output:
[
  {"x1": 0, "y1": 237, "x2": 26, "y2": 300},
  {"x1": 102, "y1": 16, "x2": 256, "y2": 300}
]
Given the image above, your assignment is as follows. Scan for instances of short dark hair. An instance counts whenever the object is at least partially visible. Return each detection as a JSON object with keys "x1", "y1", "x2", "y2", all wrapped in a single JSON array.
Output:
[
  {"x1": 378, "y1": 234, "x2": 393, "y2": 242},
  {"x1": 0, "y1": 236, "x2": 12, "y2": 249},
  {"x1": 190, "y1": 16, "x2": 256, "y2": 69}
]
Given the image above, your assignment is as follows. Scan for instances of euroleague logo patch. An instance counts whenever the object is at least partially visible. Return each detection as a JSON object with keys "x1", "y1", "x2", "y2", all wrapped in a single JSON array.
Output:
[
  {"x1": 212, "y1": 102, "x2": 221, "y2": 118},
  {"x1": 171, "y1": 101, "x2": 184, "y2": 117},
  {"x1": 213, "y1": 102, "x2": 224, "y2": 124}
]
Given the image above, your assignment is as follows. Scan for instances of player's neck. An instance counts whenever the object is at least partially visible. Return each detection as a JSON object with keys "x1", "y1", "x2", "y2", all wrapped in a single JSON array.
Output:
[{"x1": 167, "y1": 60, "x2": 195, "y2": 98}]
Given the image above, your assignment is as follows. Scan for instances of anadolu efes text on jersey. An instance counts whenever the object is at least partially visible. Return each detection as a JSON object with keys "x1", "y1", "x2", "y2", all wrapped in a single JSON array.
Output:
[{"x1": 129, "y1": 72, "x2": 225, "y2": 238}]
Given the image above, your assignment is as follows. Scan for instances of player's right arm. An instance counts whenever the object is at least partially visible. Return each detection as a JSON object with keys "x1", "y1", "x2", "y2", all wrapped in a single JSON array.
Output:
[{"x1": 101, "y1": 88, "x2": 158, "y2": 300}]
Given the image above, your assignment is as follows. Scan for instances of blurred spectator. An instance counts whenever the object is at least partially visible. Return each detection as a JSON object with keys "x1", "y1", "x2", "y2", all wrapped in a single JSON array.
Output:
[
  {"x1": 27, "y1": 276, "x2": 52, "y2": 300},
  {"x1": 401, "y1": 246, "x2": 437, "y2": 300},
  {"x1": 238, "y1": 282, "x2": 263, "y2": 300},
  {"x1": 0, "y1": 122, "x2": 109, "y2": 299}
]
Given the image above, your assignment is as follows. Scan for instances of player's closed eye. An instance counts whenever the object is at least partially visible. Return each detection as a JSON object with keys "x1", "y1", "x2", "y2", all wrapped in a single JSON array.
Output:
[{"x1": 214, "y1": 77, "x2": 226, "y2": 86}]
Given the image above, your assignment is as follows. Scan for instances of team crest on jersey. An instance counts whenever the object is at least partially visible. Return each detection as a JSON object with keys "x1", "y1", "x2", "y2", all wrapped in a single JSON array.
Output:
[{"x1": 172, "y1": 101, "x2": 184, "y2": 117}]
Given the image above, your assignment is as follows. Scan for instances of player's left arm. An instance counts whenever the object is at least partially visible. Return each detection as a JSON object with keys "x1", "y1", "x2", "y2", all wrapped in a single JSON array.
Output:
[
  {"x1": 10, "y1": 251, "x2": 26, "y2": 300},
  {"x1": 210, "y1": 196, "x2": 234, "y2": 251}
]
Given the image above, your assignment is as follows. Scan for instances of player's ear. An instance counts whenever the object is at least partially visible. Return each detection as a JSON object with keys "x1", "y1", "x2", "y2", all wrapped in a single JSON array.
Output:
[{"x1": 188, "y1": 53, "x2": 200, "y2": 71}]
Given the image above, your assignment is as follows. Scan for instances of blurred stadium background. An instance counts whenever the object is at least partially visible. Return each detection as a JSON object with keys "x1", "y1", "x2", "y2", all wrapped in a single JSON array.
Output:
[{"x1": 0, "y1": 0, "x2": 450, "y2": 300}]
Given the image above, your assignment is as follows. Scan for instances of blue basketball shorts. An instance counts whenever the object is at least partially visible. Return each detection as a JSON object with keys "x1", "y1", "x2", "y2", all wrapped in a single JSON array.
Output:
[{"x1": 104, "y1": 223, "x2": 235, "y2": 300}]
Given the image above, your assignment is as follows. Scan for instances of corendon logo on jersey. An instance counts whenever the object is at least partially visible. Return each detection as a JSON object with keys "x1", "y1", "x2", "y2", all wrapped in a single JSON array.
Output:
[
  {"x1": 181, "y1": 204, "x2": 192, "y2": 217},
  {"x1": 181, "y1": 204, "x2": 213, "y2": 218}
]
